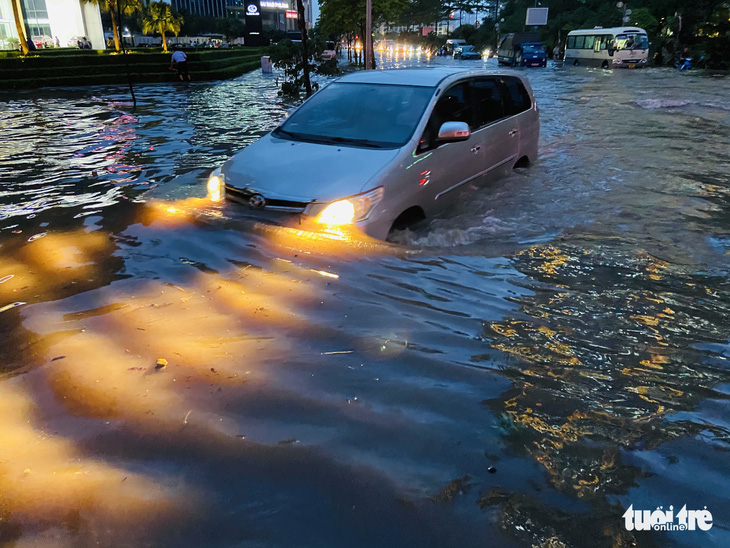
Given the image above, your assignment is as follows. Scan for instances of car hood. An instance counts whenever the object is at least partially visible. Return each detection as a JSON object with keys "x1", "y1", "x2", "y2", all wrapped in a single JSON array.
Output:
[{"x1": 222, "y1": 134, "x2": 402, "y2": 202}]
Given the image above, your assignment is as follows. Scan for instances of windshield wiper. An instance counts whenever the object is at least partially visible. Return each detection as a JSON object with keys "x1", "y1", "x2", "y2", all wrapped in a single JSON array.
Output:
[
  {"x1": 274, "y1": 130, "x2": 388, "y2": 149},
  {"x1": 321, "y1": 136, "x2": 387, "y2": 149},
  {"x1": 273, "y1": 127, "x2": 300, "y2": 139}
]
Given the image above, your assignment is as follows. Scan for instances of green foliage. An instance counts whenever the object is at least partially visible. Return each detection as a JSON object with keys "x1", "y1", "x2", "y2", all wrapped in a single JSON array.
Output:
[
  {"x1": 319, "y1": 0, "x2": 409, "y2": 37},
  {"x1": 627, "y1": 8, "x2": 659, "y2": 36},
  {"x1": 268, "y1": 38, "x2": 320, "y2": 97},
  {"x1": 141, "y1": 1, "x2": 184, "y2": 51}
]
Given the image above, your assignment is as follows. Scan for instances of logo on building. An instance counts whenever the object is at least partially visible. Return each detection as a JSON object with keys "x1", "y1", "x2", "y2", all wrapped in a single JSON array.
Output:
[
  {"x1": 623, "y1": 505, "x2": 713, "y2": 532},
  {"x1": 246, "y1": 4, "x2": 259, "y2": 15}
]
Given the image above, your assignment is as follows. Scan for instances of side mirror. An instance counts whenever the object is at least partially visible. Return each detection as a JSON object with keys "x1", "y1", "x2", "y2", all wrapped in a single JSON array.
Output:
[{"x1": 437, "y1": 121, "x2": 470, "y2": 142}]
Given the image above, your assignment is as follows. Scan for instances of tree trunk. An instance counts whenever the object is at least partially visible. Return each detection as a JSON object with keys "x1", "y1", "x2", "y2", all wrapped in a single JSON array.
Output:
[
  {"x1": 161, "y1": 30, "x2": 167, "y2": 52},
  {"x1": 110, "y1": 8, "x2": 121, "y2": 52},
  {"x1": 11, "y1": 0, "x2": 29, "y2": 55},
  {"x1": 296, "y1": 0, "x2": 311, "y2": 96}
]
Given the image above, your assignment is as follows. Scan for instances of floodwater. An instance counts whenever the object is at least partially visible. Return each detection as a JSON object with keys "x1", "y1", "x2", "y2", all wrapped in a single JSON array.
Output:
[{"x1": 0, "y1": 55, "x2": 728, "y2": 548}]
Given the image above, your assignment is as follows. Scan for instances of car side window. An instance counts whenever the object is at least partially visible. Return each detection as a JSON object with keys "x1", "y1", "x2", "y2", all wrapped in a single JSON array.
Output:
[
  {"x1": 472, "y1": 78, "x2": 505, "y2": 128},
  {"x1": 499, "y1": 77, "x2": 532, "y2": 117},
  {"x1": 417, "y1": 82, "x2": 473, "y2": 153}
]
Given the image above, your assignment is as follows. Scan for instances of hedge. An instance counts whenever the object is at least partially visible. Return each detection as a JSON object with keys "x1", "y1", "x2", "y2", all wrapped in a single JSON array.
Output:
[{"x1": 0, "y1": 47, "x2": 267, "y2": 89}]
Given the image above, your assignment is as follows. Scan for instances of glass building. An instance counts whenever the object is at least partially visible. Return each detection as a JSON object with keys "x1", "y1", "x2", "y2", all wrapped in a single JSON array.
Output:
[{"x1": 0, "y1": 0, "x2": 104, "y2": 50}]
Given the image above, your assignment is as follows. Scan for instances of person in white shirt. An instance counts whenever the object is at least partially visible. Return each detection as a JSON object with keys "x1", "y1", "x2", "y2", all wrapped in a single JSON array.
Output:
[{"x1": 170, "y1": 48, "x2": 190, "y2": 81}]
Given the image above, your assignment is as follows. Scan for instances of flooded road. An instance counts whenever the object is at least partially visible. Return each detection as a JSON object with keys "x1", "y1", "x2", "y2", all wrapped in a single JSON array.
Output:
[{"x1": 0, "y1": 56, "x2": 728, "y2": 548}]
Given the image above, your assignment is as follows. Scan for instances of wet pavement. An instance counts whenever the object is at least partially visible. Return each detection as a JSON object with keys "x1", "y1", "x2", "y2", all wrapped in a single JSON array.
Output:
[{"x1": 0, "y1": 54, "x2": 728, "y2": 548}]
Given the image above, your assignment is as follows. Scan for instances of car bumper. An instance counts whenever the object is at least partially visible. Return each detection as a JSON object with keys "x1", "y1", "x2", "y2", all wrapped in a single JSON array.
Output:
[{"x1": 224, "y1": 185, "x2": 391, "y2": 241}]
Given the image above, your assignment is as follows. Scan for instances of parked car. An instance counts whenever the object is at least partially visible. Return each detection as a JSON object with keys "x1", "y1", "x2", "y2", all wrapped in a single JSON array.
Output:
[
  {"x1": 32, "y1": 35, "x2": 54, "y2": 48},
  {"x1": 207, "y1": 67, "x2": 539, "y2": 240},
  {"x1": 453, "y1": 45, "x2": 482, "y2": 60}
]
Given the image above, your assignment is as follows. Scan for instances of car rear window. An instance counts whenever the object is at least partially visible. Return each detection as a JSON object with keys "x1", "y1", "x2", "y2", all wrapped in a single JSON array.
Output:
[
  {"x1": 472, "y1": 78, "x2": 504, "y2": 127},
  {"x1": 500, "y1": 77, "x2": 532, "y2": 116}
]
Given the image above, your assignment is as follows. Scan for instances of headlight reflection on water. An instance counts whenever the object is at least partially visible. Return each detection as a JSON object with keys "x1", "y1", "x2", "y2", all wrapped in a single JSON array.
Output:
[{"x1": 0, "y1": 192, "x2": 409, "y2": 542}]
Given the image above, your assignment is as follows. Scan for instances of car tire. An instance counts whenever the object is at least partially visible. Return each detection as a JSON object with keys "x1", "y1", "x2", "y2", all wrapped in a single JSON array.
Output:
[{"x1": 601, "y1": 61, "x2": 609, "y2": 69}]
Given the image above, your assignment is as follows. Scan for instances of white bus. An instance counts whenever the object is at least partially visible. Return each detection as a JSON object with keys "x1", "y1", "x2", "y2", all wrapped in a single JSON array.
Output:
[{"x1": 564, "y1": 27, "x2": 649, "y2": 69}]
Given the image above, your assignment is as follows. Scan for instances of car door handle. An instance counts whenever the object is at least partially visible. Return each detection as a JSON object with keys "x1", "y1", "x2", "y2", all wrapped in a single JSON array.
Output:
[
  {"x1": 509, "y1": 129, "x2": 519, "y2": 136},
  {"x1": 471, "y1": 145, "x2": 481, "y2": 153}
]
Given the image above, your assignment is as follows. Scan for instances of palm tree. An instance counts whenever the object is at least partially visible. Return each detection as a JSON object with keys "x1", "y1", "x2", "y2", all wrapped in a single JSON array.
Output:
[
  {"x1": 141, "y1": 1, "x2": 183, "y2": 53},
  {"x1": 81, "y1": 0, "x2": 140, "y2": 52},
  {"x1": 11, "y1": 0, "x2": 29, "y2": 54}
]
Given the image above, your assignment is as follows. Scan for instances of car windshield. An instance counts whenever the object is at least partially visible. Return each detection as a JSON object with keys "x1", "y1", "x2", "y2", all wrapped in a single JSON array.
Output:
[
  {"x1": 461, "y1": 46, "x2": 475, "y2": 52},
  {"x1": 273, "y1": 82, "x2": 435, "y2": 149},
  {"x1": 522, "y1": 44, "x2": 544, "y2": 53},
  {"x1": 616, "y1": 34, "x2": 649, "y2": 50}
]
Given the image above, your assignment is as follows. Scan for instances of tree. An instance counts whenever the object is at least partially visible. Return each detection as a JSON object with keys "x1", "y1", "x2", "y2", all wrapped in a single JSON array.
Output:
[
  {"x1": 81, "y1": 0, "x2": 140, "y2": 52},
  {"x1": 141, "y1": 1, "x2": 184, "y2": 52},
  {"x1": 319, "y1": 0, "x2": 409, "y2": 48},
  {"x1": 296, "y1": 0, "x2": 313, "y2": 96},
  {"x1": 11, "y1": 0, "x2": 29, "y2": 54}
]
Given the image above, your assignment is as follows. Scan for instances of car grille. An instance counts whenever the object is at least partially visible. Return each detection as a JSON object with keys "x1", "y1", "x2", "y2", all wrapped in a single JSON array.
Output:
[{"x1": 225, "y1": 185, "x2": 310, "y2": 213}]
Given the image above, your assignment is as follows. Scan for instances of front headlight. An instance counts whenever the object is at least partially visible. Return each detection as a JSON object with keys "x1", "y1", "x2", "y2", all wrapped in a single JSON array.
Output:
[
  {"x1": 308, "y1": 187, "x2": 384, "y2": 226},
  {"x1": 207, "y1": 169, "x2": 224, "y2": 202}
]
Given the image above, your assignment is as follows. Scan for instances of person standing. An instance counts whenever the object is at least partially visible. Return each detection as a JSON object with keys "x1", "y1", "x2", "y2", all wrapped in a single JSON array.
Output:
[{"x1": 170, "y1": 47, "x2": 190, "y2": 81}]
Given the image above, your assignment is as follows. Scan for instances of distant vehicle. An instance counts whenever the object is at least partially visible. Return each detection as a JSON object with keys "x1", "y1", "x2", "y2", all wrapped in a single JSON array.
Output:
[
  {"x1": 497, "y1": 33, "x2": 541, "y2": 66},
  {"x1": 445, "y1": 39, "x2": 466, "y2": 55},
  {"x1": 564, "y1": 27, "x2": 649, "y2": 68},
  {"x1": 519, "y1": 43, "x2": 547, "y2": 67},
  {"x1": 32, "y1": 35, "x2": 54, "y2": 48},
  {"x1": 453, "y1": 45, "x2": 481, "y2": 60},
  {"x1": 377, "y1": 39, "x2": 395, "y2": 53},
  {"x1": 207, "y1": 67, "x2": 539, "y2": 240},
  {"x1": 321, "y1": 40, "x2": 336, "y2": 61}
]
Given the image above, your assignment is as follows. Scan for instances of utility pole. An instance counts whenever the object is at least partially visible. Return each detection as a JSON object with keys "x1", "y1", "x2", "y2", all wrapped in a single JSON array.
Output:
[{"x1": 365, "y1": 0, "x2": 373, "y2": 69}]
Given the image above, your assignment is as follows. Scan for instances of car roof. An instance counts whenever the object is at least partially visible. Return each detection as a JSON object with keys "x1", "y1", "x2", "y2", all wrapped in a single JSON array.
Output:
[{"x1": 336, "y1": 67, "x2": 522, "y2": 88}]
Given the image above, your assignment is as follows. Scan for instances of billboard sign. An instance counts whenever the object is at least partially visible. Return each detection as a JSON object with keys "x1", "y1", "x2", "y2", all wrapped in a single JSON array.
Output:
[
  {"x1": 526, "y1": 7, "x2": 549, "y2": 26},
  {"x1": 244, "y1": 0, "x2": 264, "y2": 46}
]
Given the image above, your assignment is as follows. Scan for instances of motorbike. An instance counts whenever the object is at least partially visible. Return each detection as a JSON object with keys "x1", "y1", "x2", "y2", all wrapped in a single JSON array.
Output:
[{"x1": 674, "y1": 55, "x2": 705, "y2": 70}]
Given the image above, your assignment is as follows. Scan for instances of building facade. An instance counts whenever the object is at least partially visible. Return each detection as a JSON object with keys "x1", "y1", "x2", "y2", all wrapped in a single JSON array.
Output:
[
  {"x1": 0, "y1": 0, "x2": 104, "y2": 50},
  {"x1": 169, "y1": 0, "x2": 310, "y2": 31}
]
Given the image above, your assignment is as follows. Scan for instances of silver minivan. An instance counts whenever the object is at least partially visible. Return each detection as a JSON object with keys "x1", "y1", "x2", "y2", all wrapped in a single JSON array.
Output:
[{"x1": 207, "y1": 67, "x2": 539, "y2": 240}]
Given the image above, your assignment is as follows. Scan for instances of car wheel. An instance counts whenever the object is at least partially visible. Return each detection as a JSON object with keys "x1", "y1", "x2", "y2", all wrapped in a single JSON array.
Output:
[
  {"x1": 389, "y1": 207, "x2": 426, "y2": 234},
  {"x1": 601, "y1": 61, "x2": 609, "y2": 69},
  {"x1": 573, "y1": 59, "x2": 579, "y2": 66}
]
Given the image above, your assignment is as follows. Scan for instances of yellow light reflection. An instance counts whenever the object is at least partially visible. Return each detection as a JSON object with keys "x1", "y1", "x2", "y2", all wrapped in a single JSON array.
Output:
[{"x1": 0, "y1": 384, "x2": 187, "y2": 537}]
